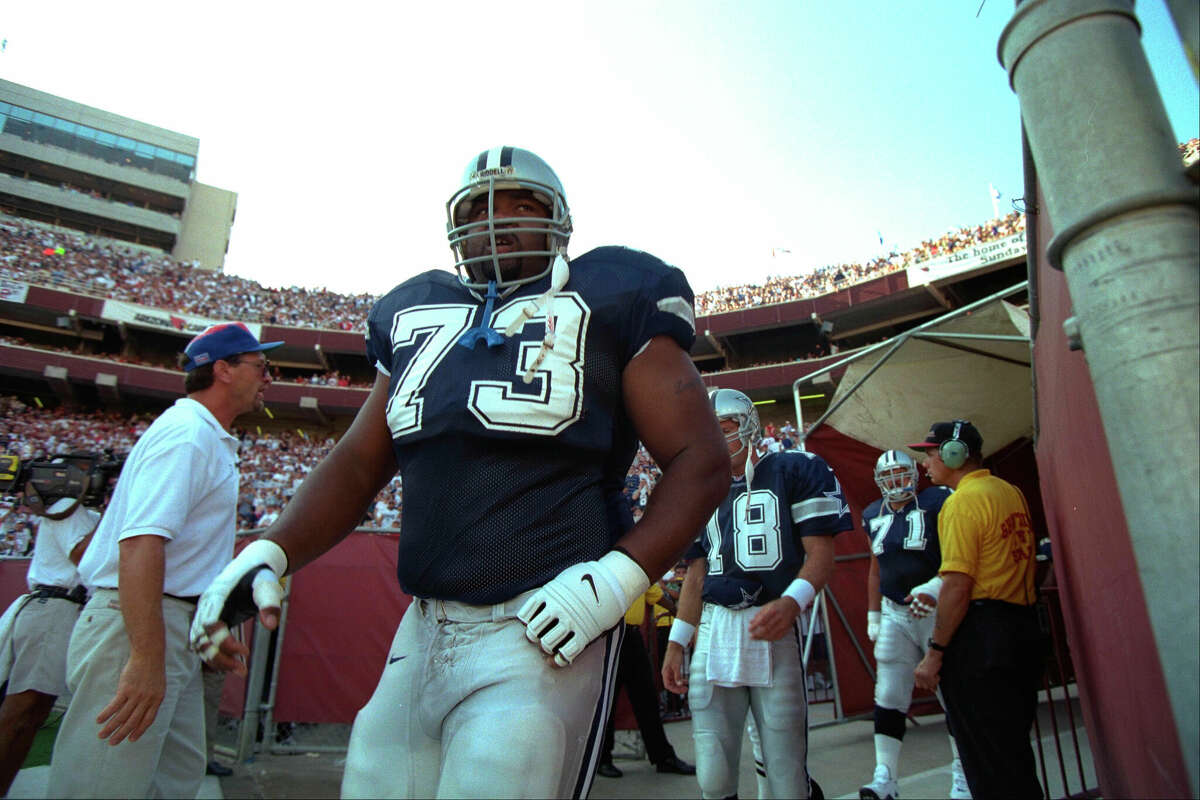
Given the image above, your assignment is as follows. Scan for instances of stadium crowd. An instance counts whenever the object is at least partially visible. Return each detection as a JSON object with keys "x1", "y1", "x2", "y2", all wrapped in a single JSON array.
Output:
[
  {"x1": 0, "y1": 216, "x2": 374, "y2": 332},
  {"x1": 0, "y1": 334, "x2": 374, "y2": 388},
  {"x1": 692, "y1": 210, "x2": 1026, "y2": 315},
  {"x1": 2, "y1": 138, "x2": 1196, "y2": 338},
  {"x1": 0, "y1": 208, "x2": 1024, "y2": 330},
  {"x1": 0, "y1": 397, "x2": 669, "y2": 554}
]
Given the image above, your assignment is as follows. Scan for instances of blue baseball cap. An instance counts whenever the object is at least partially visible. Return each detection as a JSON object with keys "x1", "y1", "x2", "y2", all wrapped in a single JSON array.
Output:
[{"x1": 183, "y1": 323, "x2": 283, "y2": 372}]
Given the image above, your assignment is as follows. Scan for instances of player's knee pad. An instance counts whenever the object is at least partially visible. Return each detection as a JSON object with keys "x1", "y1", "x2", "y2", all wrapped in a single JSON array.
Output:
[{"x1": 694, "y1": 730, "x2": 736, "y2": 799}]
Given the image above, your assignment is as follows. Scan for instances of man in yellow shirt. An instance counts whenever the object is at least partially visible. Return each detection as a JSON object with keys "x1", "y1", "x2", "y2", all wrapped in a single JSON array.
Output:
[{"x1": 911, "y1": 421, "x2": 1045, "y2": 800}]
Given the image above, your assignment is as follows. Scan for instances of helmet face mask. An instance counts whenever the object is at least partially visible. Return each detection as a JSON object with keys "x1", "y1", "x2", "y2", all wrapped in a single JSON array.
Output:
[
  {"x1": 710, "y1": 388, "x2": 761, "y2": 458},
  {"x1": 874, "y1": 449, "x2": 917, "y2": 504},
  {"x1": 446, "y1": 147, "x2": 572, "y2": 293}
]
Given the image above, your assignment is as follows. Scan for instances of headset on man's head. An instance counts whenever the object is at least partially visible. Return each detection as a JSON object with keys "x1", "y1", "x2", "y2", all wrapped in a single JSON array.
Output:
[{"x1": 940, "y1": 420, "x2": 971, "y2": 469}]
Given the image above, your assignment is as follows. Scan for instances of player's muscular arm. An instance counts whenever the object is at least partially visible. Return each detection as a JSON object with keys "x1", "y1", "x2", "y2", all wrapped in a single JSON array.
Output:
[
  {"x1": 192, "y1": 374, "x2": 399, "y2": 666},
  {"x1": 867, "y1": 555, "x2": 881, "y2": 613},
  {"x1": 867, "y1": 555, "x2": 882, "y2": 641},
  {"x1": 265, "y1": 373, "x2": 399, "y2": 573},
  {"x1": 618, "y1": 336, "x2": 730, "y2": 581},
  {"x1": 750, "y1": 534, "x2": 835, "y2": 641},
  {"x1": 675, "y1": 557, "x2": 705, "y2": 627}
]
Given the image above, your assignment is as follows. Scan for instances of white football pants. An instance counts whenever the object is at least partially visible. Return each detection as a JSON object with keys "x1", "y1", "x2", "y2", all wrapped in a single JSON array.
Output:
[
  {"x1": 342, "y1": 593, "x2": 622, "y2": 799},
  {"x1": 873, "y1": 596, "x2": 940, "y2": 712},
  {"x1": 688, "y1": 603, "x2": 812, "y2": 800}
]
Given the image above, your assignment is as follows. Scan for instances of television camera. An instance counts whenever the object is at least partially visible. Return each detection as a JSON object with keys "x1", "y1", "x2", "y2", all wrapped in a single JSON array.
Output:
[{"x1": 0, "y1": 451, "x2": 126, "y2": 516}]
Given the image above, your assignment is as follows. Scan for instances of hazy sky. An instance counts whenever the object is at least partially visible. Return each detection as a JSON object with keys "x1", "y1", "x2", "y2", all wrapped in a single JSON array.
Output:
[{"x1": 2, "y1": 1, "x2": 1196, "y2": 296}]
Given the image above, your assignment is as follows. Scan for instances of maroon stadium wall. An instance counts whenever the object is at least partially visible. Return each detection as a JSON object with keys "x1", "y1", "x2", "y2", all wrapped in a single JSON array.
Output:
[{"x1": 219, "y1": 532, "x2": 411, "y2": 723}]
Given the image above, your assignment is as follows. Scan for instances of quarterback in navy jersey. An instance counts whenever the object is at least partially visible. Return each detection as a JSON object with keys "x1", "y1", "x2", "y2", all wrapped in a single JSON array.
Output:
[
  {"x1": 860, "y1": 450, "x2": 970, "y2": 800},
  {"x1": 190, "y1": 146, "x2": 730, "y2": 799},
  {"x1": 663, "y1": 389, "x2": 851, "y2": 800}
]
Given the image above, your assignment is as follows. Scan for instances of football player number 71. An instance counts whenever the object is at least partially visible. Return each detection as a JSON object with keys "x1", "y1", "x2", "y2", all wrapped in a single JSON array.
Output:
[{"x1": 383, "y1": 297, "x2": 590, "y2": 437}]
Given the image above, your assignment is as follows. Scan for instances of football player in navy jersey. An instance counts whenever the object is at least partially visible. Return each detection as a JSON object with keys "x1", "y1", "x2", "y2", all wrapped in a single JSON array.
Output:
[
  {"x1": 662, "y1": 388, "x2": 851, "y2": 800},
  {"x1": 188, "y1": 146, "x2": 730, "y2": 799},
  {"x1": 859, "y1": 450, "x2": 970, "y2": 800}
]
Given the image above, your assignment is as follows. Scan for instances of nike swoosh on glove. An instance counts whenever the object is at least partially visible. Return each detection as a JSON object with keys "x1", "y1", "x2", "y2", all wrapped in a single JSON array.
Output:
[
  {"x1": 518, "y1": 550, "x2": 650, "y2": 667},
  {"x1": 189, "y1": 539, "x2": 288, "y2": 661}
]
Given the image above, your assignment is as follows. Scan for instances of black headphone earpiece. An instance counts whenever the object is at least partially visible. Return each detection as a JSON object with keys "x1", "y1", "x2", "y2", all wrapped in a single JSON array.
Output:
[{"x1": 940, "y1": 420, "x2": 970, "y2": 469}]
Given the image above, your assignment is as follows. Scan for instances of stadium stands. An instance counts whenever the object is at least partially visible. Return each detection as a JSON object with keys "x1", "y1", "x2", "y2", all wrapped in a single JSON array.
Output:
[{"x1": 3, "y1": 137, "x2": 1196, "y2": 554}]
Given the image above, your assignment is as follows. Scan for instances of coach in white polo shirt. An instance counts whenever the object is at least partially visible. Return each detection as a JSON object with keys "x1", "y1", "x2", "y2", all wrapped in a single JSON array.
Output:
[{"x1": 47, "y1": 322, "x2": 282, "y2": 799}]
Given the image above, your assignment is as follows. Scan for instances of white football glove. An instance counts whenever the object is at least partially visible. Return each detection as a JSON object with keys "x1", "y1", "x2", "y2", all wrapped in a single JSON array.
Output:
[
  {"x1": 906, "y1": 575, "x2": 943, "y2": 618},
  {"x1": 189, "y1": 539, "x2": 288, "y2": 661},
  {"x1": 518, "y1": 551, "x2": 650, "y2": 668},
  {"x1": 867, "y1": 610, "x2": 881, "y2": 642}
]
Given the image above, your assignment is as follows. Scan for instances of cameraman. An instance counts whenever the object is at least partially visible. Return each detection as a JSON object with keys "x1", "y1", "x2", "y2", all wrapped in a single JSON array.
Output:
[{"x1": 0, "y1": 488, "x2": 99, "y2": 796}]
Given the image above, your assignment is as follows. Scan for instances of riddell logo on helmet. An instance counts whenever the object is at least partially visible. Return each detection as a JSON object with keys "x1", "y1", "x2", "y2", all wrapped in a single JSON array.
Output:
[{"x1": 471, "y1": 166, "x2": 516, "y2": 180}]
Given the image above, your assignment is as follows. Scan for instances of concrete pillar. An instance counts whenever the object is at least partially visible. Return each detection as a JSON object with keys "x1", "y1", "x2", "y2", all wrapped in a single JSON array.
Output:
[{"x1": 1000, "y1": 0, "x2": 1199, "y2": 792}]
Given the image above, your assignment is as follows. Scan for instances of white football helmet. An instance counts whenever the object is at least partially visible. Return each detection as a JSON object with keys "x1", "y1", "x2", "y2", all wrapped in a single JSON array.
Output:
[
  {"x1": 446, "y1": 146, "x2": 573, "y2": 292},
  {"x1": 710, "y1": 388, "x2": 761, "y2": 458},
  {"x1": 874, "y1": 449, "x2": 917, "y2": 504}
]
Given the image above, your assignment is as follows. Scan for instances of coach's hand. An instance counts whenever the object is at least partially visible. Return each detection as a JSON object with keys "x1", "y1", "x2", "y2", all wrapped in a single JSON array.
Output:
[
  {"x1": 518, "y1": 551, "x2": 650, "y2": 668},
  {"x1": 189, "y1": 539, "x2": 288, "y2": 672},
  {"x1": 914, "y1": 650, "x2": 942, "y2": 691},
  {"x1": 867, "y1": 610, "x2": 881, "y2": 642}
]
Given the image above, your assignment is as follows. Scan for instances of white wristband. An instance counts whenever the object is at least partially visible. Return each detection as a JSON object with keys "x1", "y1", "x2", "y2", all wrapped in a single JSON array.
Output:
[
  {"x1": 782, "y1": 578, "x2": 816, "y2": 610},
  {"x1": 668, "y1": 619, "x2": 696, "y2": 647},
  {"x1": 909, "y1": 575, "x2": 943, "y2": 600},
  {"x1": 867, "y1": 610, "x2": 881, "y2": 626},
  {"x1": 240, "y1": 538, "x2": 289, "y2": 577},
  {"x1": 597, "y1": 550, "x2": 650, "y2": 610}
]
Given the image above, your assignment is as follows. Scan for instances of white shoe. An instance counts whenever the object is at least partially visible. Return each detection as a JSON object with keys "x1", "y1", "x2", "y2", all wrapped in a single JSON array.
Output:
[
  {"x1": 859, "y1": 765, "x2": 899, "y2": 800},
  {"x1": 949, "y1": 768, "x2": 972, "y2": 799}
]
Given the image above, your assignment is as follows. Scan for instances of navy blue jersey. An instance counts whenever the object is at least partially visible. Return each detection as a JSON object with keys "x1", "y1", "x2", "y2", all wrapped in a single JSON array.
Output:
[
  {"x1": 863, "y1": 486, "x2": 952, "y2": 604},
  {"x1": 365, "y1": 246, "x2": 695, "y2": 603},
  {"x1": 685, "y1": 451, "x2": 852, "y2": 608}
]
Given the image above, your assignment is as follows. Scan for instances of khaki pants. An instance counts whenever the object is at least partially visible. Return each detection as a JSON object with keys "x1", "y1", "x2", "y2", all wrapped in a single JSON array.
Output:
[{"x1": 47, "y1": 590, "x2": 205, "y2": 799}]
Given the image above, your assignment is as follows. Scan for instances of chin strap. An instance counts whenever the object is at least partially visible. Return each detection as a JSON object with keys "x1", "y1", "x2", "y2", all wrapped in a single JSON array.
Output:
[
  {"x1": 742, "y1": 445, "x2": 756, "y2": 526},
  {"x1": 503, "y1": 250, "x2": 570, "y2": 383},
  {"x1": 458, "y1": 280, "x2": 507, "y2": 349}
]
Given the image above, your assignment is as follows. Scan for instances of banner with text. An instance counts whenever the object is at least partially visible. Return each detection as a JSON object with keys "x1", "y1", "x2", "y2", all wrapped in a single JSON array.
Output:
[
  {"x1": 0, "y1": 279, "x2": 29, "y2": 304},
  {"x1": 100, "y1": 299, "x2": 264, "y2": 339},
  {"x1": 906, "y1": 230, "x2": 1026, "y2": 286}
]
